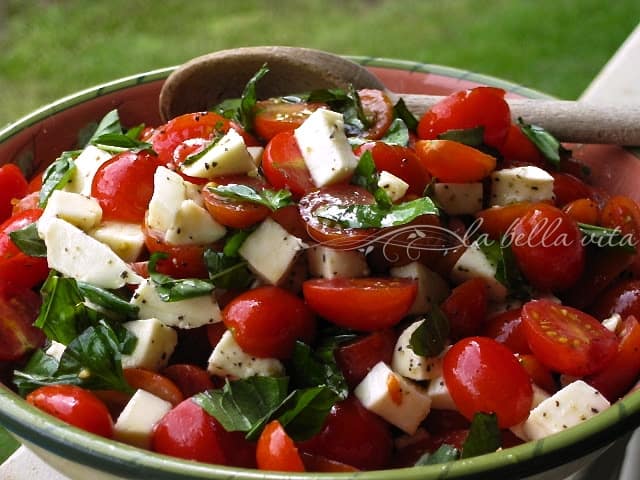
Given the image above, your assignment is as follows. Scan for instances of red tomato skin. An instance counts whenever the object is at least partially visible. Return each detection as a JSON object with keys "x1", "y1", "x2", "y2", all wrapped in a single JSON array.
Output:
[
  {"x1": 256, "y1": 420, "x2": 305, "y2": 472},
  {"x1": 27, "y1": 385, "x2": 113, "y2": 438},
  {"x1": 297, "y1": 397, "x2": 393, "y2": 470},
  {"x1": 223, "y1": 286, "x2": 316, "y2": 359},
  {"x1": 302, "y1": 278, "x2": 417, "y2": 331},
  {"x1": 516, "y1": 353, "x2": 557, "y2": 393},
  {"x1": 591, "y1": 279, "x2": 640, "y2": 321},
  {"x1": 443, "y1": 336, "x2": 533, "y2": 428},
  {"x1": 441, "y1": 278, "x2": 488, "y2": 341},
  {"x1": 0, "y1": 288, "x2": 44, "y2": 360},
  {"x1": 510, "y1": 203, "x2": 585, "y2": 291},
  {"x1": 498, "y1": 124, "x2": 546, "y2": 167},
  {"x1": 414, "y1": 139, "x2": 497, "y2": 183},
  {"x1": 202, "y1": 176, "x2": 270, "y2": 229},
  {"x1": 0, "y1": 164, "x2": 29, "y2": 223},
  {"x1": 262, "y1": 130, "x2": 316, "y2": 198},
  {"x1": 483, "y1": 308, "x2": 531, "y2": 354},
  {"x1": 521, "y1": 300, "x2": 619, "y2": 376},
  {"x1": 152, "y1": 399, "x2": 256, "y2": 467},
  {"x1": 552, "y1": 172, "x2": 597, "y2": 208},
  {"x1": 161, "y1": 364, "x2": 215, "y2": 398},
  {"x1": 417, "y1": 86, "x2": 511, "y2": 147},
  {"x1": 358, "y1": 89, "x2": 394, "y2": 139}
]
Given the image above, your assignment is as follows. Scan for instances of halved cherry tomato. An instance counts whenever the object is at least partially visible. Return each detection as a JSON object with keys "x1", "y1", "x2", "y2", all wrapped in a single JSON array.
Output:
[
  {"x1": 562, "y1": 198, "x2": 600, "y2": 225},
  {"x1": 202, "y1": 176, "x2": 270, "y2": 229},
  {"x1": 516, "y1": 353, "x2": 557, "y2": 393},
  {"x1": 124, "y1": 368, "x2": 184, "y2": 406},
  {"x1": 416, "y1": 86, "x2": 511, "y2": 147},
  {"x1": 262, "y1": 130, "x2": 316, "y2": 197},
  {"x1": 414, "y1": 139, "x2": 496, "y2": 182},
  {"x1": 498, "y1": 124, "x2": 545, "y2": 167},
  {"x1": 302, "y1": 278, "x2": 417, "y2": 331},
  {"x1": 92, "y1": 151, "x2": 160, "y2": 223},
  {"x1": 152, "y1": 398, "x2": 256, "y2": 467},
  {"x1": 223, "y1": 286, "x2": 316, "y2": 359},
  {"x1": 297, "y1": 397, "x2": 393, "y2": 470},
  {"x1": 510, "y1": 203, "x2": 585, "y2": 291},
  {"x1": 0, "y1": 164, "x2": 28, "y2": 223},
  {"x1": 476, "y1": 202, "x2": 541, "y2": 239},
  {"x1": 601, "y1": 195, "x2": 640, "y2": 242},
  {"x1": 441, "y1": 278, "x2": 488, "y2": 340},
  {"x1": 521, "y1": 299, "x2": 619, "y2": 376},
  {"x1": 256, "y1": 420, "x2": 305, "y2": 472},
  {"x1": 254, "y1": 98, "x2": 327, "y2": 141},
  {"x1": 0, "y1": 288, "x2": 44, "y2": 361},
  {"x1": 162, "y1": 364, "x2": 215, "y2": 398},
  {"x1": 27, "y1": 385, "x2": 113, "y2": 438},
  {"x1": 443, "y1": 336, "x2": 533, "y2": 428},
  {"x1": 483, "y1": 307, "x2": 530, "y2": 354},
  {"x1": 358, "y1": 89, "x2": 394, "y2": 139}
]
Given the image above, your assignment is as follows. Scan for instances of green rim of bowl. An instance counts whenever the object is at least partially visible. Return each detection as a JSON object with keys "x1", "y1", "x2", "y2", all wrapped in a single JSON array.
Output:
[{"x1": 0, "y1": 56, "x2": 638, "y2": 480}]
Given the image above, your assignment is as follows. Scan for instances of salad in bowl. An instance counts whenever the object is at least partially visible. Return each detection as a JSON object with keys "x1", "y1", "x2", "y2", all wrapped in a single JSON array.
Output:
[{"x1": 0, "y1": 60, "x2": 640, "y2": 479}]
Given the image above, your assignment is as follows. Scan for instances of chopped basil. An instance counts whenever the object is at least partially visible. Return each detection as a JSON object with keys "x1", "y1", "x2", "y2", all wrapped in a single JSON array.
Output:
[
  {"x1": 381, "y1": 118, "x2": 410, "y2": 146},
  {"x1": 578, "y1": 222, "x2": 637, "y2": 253},
  {"x1": 90, "y1": 132, "x2": 154, "y2": 154},
  {"x1": 479, "y1": 239, "x2": 532, "y2": 300},
  {"x1": 289, "y1": 341, "x2": 348, "y2": 400},
  {"x1": 38, "y1": 151, "x2": 78, "y2": 207},
  {"x1": 8, "y1": 223, "x2": 47, "y2": 257},
  {"x1": 148, "y1": 253, "x2": 215, "y2": 302},
  {"x1": 181, "y1": 131, "x2": 224, "y2": 166},
  {"x1": 460, "y1": 412, "x2": 501, "y2": 459},
  {"x1": 409, "y1": 306, "x2": 450, "y2": 357},
  {"x1": 307, "y1": 86, "x2": 370, "y2": 136},
  {"x1": 203, "y1": 249, "x2": 253, "y2": 290},
  {"x1": 517, "y1": 117, "x2": 561, "y2": 167},
  {"x1": 414, "y1": 444, "x2": 460, "y2": 466},
  {"x1": 438, "y1": 127, "x2": 485, "y2": 147},
  {"x1": 86, "y1": 109, "x2": 122, "y2": 144},
  {"x1": 213, "y1": 97, "x2": 241, "y2": 120},
  {"x1": 239, "y1": 64, "x2": 270, "y2": 132},
  {"x1": 393, "y1": 98, "x2": 418, "y2": 131},
  {"x1": 274, "y1": 386, "x2": 338, "y2": 442},
  {"x1": 76, "y1": 282, "x2": 139, "y2": 319},
  {"x1": 352, "y1": 151, "x2": 380, "y2": 192},
  {"x1": 223, "y1": 229, "x2": 252, "y2": 257},
  {"x1": 208, "y1": 184, "x2": 294, "y2": 211}
]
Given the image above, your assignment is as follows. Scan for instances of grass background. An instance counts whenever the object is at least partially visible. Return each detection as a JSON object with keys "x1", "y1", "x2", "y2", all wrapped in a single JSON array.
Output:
[{"x1": 0, "y1": 0, "x2": 638, "y2": 126}]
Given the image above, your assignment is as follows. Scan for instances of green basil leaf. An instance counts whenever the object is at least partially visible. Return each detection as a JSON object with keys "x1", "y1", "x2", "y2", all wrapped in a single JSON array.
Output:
[
  {"x1": 84, "y1": 109, "x2": 122, "y2": 146},
  {"x1": 578, "y1": 222, "x2": 637, "y2": 253},
  {"x1": 203, "y1": 249, "x2": 253, "y2": 290},
  {"x1": 517, "y1": 118, "x2": 561, "y2": 167},
  {"x1": 91, "y1": 132, "x2": 154, "y2": 154},
  {"x1": 438, "y1": 127, "x2": 485, "y2": 147},
  {"x1": 239, "y1": 64, "x2": 270, "y2": 132},
  {"x1": 352, "y1": 150, "x2": 378, "y2": 192},
  {"x1": 306, "y1": 88, "x2": 349, "y2": 104},
  {"x1": 213, "y1": 98, "x2": 242, "y2": 119},
  {"x1": 414, "y1": 444, "x2": 460, "y2": 466},
  {"x1": 381, "y1": 118, "x2": 410, "y2": 146},
  {"x1": 275, "y1": 386, "x2": 339, "y2": 441},
  {"x1": 306, "y1": 86, "x2": 370, "y2": 136},
  {"x1": 8, "y1": 223, "x2": 47, "y2": 257},
  {"x1": 208, "y1": 184, "x2": 293, "y2": 211},
  {"x1": 409, "y1": 306, "x2": 450, "y2": 357},
  {"x1": 148, "y1": 253, "x2": 214, "y2": 302},
  {"x1": 478, "y1": 240, "x2": 532, "y2": 300},
  {"x1": 38, "y1": 151, "x2": 78, "y2": 207},
  {"x1": 393, "y1": 98, "x2": 418, "y2": 131},
  {"x1": 460, "y1": 412, "x2": 501, "y2": 459},
  {"x1": 13, "y1": 349, "x2": 60, "y2": 396},
  {"x1": 223, "y1": 229, "x2": 251, "y2": 257},
  {"x1": 76, "y1": 282, "x2": 139, "y2": 319},
  {"x1": 289, "y1": 341, "x2": 348, "y2": 400},
  {"x1": 315, "y1": 196, "x2": 439, "y2": 228}
]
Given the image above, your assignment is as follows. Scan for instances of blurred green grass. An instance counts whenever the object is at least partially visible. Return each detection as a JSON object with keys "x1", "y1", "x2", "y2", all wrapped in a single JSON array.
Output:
[{"x1": 1, "y1": 0, "x2": 638, "y2": 126}]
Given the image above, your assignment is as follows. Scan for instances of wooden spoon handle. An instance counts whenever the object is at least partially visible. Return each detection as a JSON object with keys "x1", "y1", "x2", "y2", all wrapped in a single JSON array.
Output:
[{"x1": 396, "y1": 93, "x2": 640, "y2": 145}]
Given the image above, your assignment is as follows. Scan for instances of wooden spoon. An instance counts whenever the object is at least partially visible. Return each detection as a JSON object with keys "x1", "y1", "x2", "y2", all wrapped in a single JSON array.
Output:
[{"x1": 159, "y1": 46, "x2": 640, "y2": 145}]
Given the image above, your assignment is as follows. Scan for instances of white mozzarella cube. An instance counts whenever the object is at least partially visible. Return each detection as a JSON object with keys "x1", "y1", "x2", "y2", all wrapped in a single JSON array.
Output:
[
  {"x1": 392, "y1": 320, "x2": 446, "y2": 381},
  {"x1": 377, "y1": 170, "x2": 409, "y2": 202},
  {"x1": 41, "y1": 218, "x2": 142, "y2": 289},
  {"x1": 294, "y1": 109, "x2": 358, "y2": 187},
  {"x1": 426, "y1": 374, "x2": 457, "y2": 411},
  {"x1": 451, "y1": 241, "x2": 508, "y2": 302},
  {"x1": 45, "y1": 341, "x2": 66, "y2": 361},
  {"x1": 510, "y1": 383, "x2": 552, "y2": 440},
  {"x1": 307, "y1": 245, "x2": 369, "y2": 279},
  {"x1": 130, "y1": 279, "x2": 221, "y2": 329},
  {"x1": 490, "y1": 166, "x2": 555, "y2": 206},
  {"x1": 38, "y1": 190, "x2": 102, "y2": 234},
  {"x1": 390, "y1": 262, "x2": 450, "y2": 315},
  {"x1": 602, "y1": 313, "x2": 622, "y2": 333},
  {"x1": 239, "y1": 218, "x2": 306, "y2": 285},
  {"x1": 207, "y1": 330, "x2": 284, "y2": 379},
  {"x1": 354, "y1": 361, "x2": 432, "y2": 435},
  {"x1": 521, "y1": 380, "x2": 610, "y2": 441},
  {"x1": 89, "y1": 221, "x2": 146, "y2": 262},
  {"x1": 433, "y1": 182, "x2": 484, "y2": 215},
  {"x1": 147, "y1": 167, "x2": 187, "y2": 233},
  {"x1": 180, "y1": 129, "x2": 257, "y2": 179},
  {"x1": 63, "y1": 145, "x2": 112, "y2": 196},
  {"x1": 184, "y1": 180, "x2": 205, "y2": 207},
  {"x1": 121, "y1": 318, "x2": 178, "y2": 371},
  {"x1": 164, "y1": 199, "x2": 226, "y2": 245},
  {"x1": 113, "y1": 389, "x2": 173, "y2": 449},
  {"x1": 247, "y1": 146, "x2": 264, "y2": 167}
]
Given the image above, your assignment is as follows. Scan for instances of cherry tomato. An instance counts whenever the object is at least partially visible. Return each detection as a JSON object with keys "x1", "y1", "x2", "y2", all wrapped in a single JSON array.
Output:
[
  {"x1": 0, "y1": 164, "x2": 28, "y2": 223},
  {"x1": 590, "y1": 279, "x2": 640, "y2": 320},
  {"x1": 256, "y1": 420, "x2": 305, "y2": 472},
  {"x1": 299, "y1": 452, "x2": 358, "y2": 472},
  {"x1": 356, "y1": 141, "x2": 431, "y2": 196},
  {"x1": 601, "y1": 195, "x2": 640, "y2": 243},
  {"x1": 443, "y1": 336, "x2": 533, "y2": 428},
  {"x1": 358, "y1": 89, "x2": 394, "y2": 139},
  {"x1": 124, "y1": 368, "x2": 184, "y2": 406},
  {"x1": 270, "y1": 204, "x2": 312, "y2": 240},
  {"x1": 0, "y1": 288, "x2": 44, "y2": 361},
  {"x1": 475, "y1": 202, "x2": 542, "y2": 239},
  {"x1": 206, "y1": 322, "x2": 228, "y2": 348},
  {"x1": 162, "y1": 364, "x2": 214, "y2": 398},
  {"x1": 92, "y1": 151, "x2": 160, "y2": 223},
  {"x1": 552, "y1": 172, "x2": 596, "y2": 208},
  {"x1": 414, "y1": 139, "x2": 497, "y2": 182},
  {"x1": 152, "y1": 398, "x2": 256, "y2": 467},
  {"x1": 254, "y1": 98, "x2": 327, "y2": 141},
  {"x1": 562, "y1": 198, "x2": 600, "y2": 225},
  {"x1": 223, "y1": 286, "x2": 316, "y2": 359},
  {"x1": 334, "y1": 329, "x2": 398, "y2": 388},
  {"x1": 516, "y1": 353, "x2": 557, "y2": 393},
  {"x1": 483, "y1": 307, "x2": 530, "y2": 354},
  {"x1": 297, "y1": 397, "x2": 393, "y2": 470},
  {"x1": 11, "y1": 191, "x2": 39, "y2": 215},
  {"x1": 416, "y1": 86, "x2": 511, "y2": 147},
  {"x1": 302, "y1": 278, "x2": 417, "y2": 331},
  {"x1": 202, "y1": 176, "x2": 270, "y2": 229},
  {"x1": 510, "y1": 203, "x2": 585, "y2": 291},
  {"x1": 521, "y1": 299, "x2": 619, "y2": 376},
  {"x1": 27, "y1": 385, "x2": 113, "y2": 438},
  {"x1": 441, "y1": 278, "x2": 488, "y2": 340},
  {"x1": 498, "y1": 124, "x2": 545, "y2": 167},
  {"x1": 262, "y1": 130, "x2": 316, "y2": 197}
]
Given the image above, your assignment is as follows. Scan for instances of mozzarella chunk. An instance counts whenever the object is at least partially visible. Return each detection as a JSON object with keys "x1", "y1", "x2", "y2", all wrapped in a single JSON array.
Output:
[
  {"x1": 247, "y1": 146, "x2": 264, "y2": 167},
  {"x1": 38, "y1": 190, "x2": 102, "y2": 234},
  {"x1": 113, "y1": 389, "x2": 172, "y2": 449},
  {"x1": 602, "y1": 312, "x2": 622, "y2": 333},
  {"x1": 121, "y1": 318, "x2": 178, "y2": 371},
  {"x1": 521, "y1": 380, "x2": 610, "y2": 441},
  {"x1": 207, "y1": 330, "x2": 284, "y2": 379},
  {"x1": 45, "y1": 341, "x2": 66, "y2": 361},
  {"x1": 392, "y1": 320, "x2": 446, "y2": 381},
  {"x1": 426, "y1": 374, "x2": 457, "y2": 411},
  {"x1": 307, "y1": 245, "x2": 369, "y2": 279},
  {"x1": 41, "y1": 218, "x2": 142, "y2": 289},
  {"x1": 390, "y1": 262, "x2": 449, "y2": 315},
  {"x1": 294, "y1": 109, "x2": 358, "y2": 187},
  {"x1": 377, "y1": 171, "x2": 409, "y2": 202},
  {"x1": 147, "y1": 167, "x2": 187, "y2": 233},
  {"x1": 239, "y1": 217, "x2": 306, "y2": 285},
  {"x1": 180, "y1": 129, "x2": 257, "y2": 179},
  {"x1": 63, "y1": 145, "x2": 112, "y2": 196},
  {"x1": 89, "y1": 221, "x2": 145, "y2": 262},
  {"x1": 451, "y1": 240, "x2": 508, "y2": 302},
  {"x1": 354, "y1": 361, "x2": 432, "y2": 435},
  {"x1": 130, "y1": 279, "x2": 221, "y2": 329},
  {"x1": 510, "y1": 384, "x2": 552, "y2": 440},
  {"x1": 490, "y1": 166, "x2": 554, "y2": 206},
  {"x1": 164, "y1": 199, "x2": 226, "y2": 245},
  {"x1": 433, "y1": 182, "x2": 484, "y2": 215}
]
